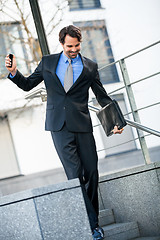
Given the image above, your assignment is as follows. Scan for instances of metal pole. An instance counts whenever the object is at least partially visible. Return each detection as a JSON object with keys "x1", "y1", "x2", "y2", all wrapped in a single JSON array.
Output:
[
  {"x1": 29, "y1": 0, "x2": 50, "y2": 55},
  {"x1": 119, "y1": 59, "x2": 151, "y2": 165}
]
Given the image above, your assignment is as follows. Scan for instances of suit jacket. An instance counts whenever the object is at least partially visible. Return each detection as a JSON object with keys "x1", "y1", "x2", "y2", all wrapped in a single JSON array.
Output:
[{"x1": 8, "y1": 53, "x2": 112, "y2": 132}]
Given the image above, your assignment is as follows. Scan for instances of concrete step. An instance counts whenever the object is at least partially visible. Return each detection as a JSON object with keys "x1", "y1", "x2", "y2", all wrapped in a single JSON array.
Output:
[
  {"x1": 99, "y1": 209, "x2": 115, "y2": 226},
  {"x1": 103, "y1": 222, "x2": 140, "y2": 240},
  {"x1": 133, "y1": 237, "x2": 160, "y2": 240},
  {"x1": 98, "y1": 209, "x2": 160, "y2": 240}
]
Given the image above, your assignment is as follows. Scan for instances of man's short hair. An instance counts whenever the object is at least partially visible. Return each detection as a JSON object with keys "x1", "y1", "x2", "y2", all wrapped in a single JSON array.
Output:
[{"x1": 59, "y1": 25, "x2": 82, "y2": 44}]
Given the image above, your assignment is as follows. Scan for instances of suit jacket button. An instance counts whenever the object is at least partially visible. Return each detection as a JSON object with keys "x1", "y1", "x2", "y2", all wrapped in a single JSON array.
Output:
[{"x1": 63, "y1": 107, "x2": 65, "y2": 110}]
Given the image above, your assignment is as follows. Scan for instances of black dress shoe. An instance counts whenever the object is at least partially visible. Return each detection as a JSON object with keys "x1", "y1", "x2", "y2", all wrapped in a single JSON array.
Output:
[
  {"x1": 92, "y1": 227, "x2": 104, "y2": 239},
  {"x1": 96, "y1": 226, "x2": 104, "y2": 238}
]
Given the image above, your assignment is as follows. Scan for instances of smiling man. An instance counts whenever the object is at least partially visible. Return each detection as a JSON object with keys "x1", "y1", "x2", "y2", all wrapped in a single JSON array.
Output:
[{"x1": 5, "y1": 25, "x2": 123, "y2": 240}]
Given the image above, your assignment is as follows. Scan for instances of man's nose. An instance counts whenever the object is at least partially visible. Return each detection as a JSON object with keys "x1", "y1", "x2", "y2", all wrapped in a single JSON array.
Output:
[{"x1": 71, "y1": 47, "x2": 77, "y2": 52}]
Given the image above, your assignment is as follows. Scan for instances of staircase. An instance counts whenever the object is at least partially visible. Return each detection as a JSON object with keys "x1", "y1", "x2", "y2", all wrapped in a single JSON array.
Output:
[
  {"x1": 99, "y1": 209, "x2": 160, "y2": 240},
  {"x1": 1, "y1": 163, "x2": 160, "y2": 239}
]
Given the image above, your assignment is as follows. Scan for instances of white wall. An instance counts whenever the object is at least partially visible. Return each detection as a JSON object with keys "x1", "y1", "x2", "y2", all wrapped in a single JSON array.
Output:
[
  {"x1": 8, "y1": 105, "x2": 62, "y2": 175},
  {"x1": 1, "y1": 0, "x2": 160, "y2": 175},
  {"x1": 100, "y1": 0, "x2": 160, "y2": 58}
]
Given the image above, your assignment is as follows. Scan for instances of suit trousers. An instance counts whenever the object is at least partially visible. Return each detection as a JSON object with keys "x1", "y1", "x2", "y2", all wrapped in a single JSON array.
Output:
[{"x1": 51, "y1": 123, "x2": 99, "y2": 230}]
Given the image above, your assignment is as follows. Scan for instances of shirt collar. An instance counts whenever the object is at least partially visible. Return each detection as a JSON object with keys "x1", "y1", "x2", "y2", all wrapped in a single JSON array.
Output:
[{"x1": 62, "y1": 52, "x2": 80, "y2": 63}]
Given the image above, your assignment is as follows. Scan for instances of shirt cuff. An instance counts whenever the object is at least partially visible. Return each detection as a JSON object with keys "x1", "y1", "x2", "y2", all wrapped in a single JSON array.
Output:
[{"x1": 9, "y1": 72, "x2": 16, "y2": 78}]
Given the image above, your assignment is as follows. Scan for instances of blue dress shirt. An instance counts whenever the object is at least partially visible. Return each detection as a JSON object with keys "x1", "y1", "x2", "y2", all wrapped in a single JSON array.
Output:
[
  {"x1": 9, "y1": 73, "x2": 16, "y2": 78},
  {"x1": 56, "y1": 52, "x2": 83, "y2": 87}
]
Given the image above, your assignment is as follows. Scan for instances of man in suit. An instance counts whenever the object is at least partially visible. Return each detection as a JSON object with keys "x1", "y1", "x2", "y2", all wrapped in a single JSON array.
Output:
[{"x1": 5, "y1": 25, "x2": 123, "y2": 240}]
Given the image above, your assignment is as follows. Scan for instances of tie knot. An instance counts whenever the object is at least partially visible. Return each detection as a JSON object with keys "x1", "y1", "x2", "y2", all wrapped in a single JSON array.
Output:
[{"x1": 68, "y1": 59, "x2": 72, "y2": 64}]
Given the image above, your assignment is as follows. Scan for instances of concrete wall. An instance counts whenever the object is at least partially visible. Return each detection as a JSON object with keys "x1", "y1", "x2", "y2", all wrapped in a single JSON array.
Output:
[
  {"x1": 0, "y1": 178, "x2": 92, "y2": 240},
  {"x1": 1, "y1": 158, "x2": 160, "y2": 237},
  {"x1": 99, "y1": 162, "x2": 160, "y2": 236}
]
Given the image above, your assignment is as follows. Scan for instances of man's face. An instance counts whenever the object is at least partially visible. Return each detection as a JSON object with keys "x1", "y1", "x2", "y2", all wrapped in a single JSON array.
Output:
[{"x1": 61, "y1": 34, "x2": 81, "y2": 59}]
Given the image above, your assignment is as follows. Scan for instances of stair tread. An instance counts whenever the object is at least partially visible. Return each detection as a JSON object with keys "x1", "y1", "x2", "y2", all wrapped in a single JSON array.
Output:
[
  {"x1": 103, "y1": 221, "x2": 137, "y2": 231},
  {"x1": 103, "y1": 222, "x2": 138, "y2": 236},
  {"x1": 99, "y1": 210, "x2": 159, "y2": 240},
  {"x1": 103, "y1": 222, "x2": 139, "y2": 240}
]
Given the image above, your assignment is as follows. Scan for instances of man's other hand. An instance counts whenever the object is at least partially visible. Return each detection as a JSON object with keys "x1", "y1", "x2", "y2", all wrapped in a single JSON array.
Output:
[
  {"x1": 5, "y1": 54, "x2": 17, "y2": 76},
  {"x1": 113, "y1": 125, "x2": 124, "y2": 134}
]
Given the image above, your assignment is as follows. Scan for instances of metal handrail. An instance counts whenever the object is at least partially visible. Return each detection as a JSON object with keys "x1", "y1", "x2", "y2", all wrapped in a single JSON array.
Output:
[
  {"x1": 89, "y1": 99, "x2": 160, "y2": 118},
  {"x1": 97, "y1": 133, "x2": 151, "y2": 153},
  {"x1": 88, "y1": 105, "x2": 160, "y2": 137},
  {"x1": 123, "y1": 101, "x2": 160, "y2": 116},
  {"x1": 98, "y1": 40, "x2": 160, "y2": 72},
  {"x1": 25, "y1": 90, "x2": 160, "y2": 137},
  {"x1": 125, "y1": 118, "x2": 160, "y2": 137},
  {"x1": 107, "y1": 71, "x2": 160, "y2": 96}
]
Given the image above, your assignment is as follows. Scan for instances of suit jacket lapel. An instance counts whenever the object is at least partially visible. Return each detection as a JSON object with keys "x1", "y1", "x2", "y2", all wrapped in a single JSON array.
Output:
[{"x1": 47, "y1": 52, "x2": 65, "y2": 92}]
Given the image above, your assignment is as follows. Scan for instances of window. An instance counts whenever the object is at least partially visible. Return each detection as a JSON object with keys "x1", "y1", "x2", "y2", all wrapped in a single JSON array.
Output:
[
  {"x1": 69, "y1": 0, "x2": 101, "y2": 10},
  {"x1": 0, "y1": 21, "x2": 30, "y2": 79},
  {"x1": 75, "y1": 20, "x2": 119, "y2": 84}
]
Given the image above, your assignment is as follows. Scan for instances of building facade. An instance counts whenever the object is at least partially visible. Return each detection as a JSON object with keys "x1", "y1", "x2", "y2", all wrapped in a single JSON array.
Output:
[{"x1": 0, "y1": 0, "x2": 160, "y2": 179}]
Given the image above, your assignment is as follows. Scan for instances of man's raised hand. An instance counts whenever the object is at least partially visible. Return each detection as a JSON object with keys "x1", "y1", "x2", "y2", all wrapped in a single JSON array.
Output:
[{"x1": 5, "y1": 54, "x2": 17, "y2": 76}]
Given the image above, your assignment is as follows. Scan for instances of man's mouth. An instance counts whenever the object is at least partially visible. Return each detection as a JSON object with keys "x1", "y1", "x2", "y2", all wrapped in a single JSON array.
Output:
[{"x1": 70, "y1": 51, "x2": 78, "y2": 54}]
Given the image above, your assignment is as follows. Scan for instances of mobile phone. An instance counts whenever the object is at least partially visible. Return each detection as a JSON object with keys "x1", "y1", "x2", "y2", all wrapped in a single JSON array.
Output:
[{"x1": 8, "y1": 54, "x2": 13, "y2": 68}]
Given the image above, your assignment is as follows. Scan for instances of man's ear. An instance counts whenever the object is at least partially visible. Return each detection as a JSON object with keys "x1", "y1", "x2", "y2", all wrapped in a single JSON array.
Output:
[{"x1": 61, "y1": 43, "x2": 64, "y2": 48}]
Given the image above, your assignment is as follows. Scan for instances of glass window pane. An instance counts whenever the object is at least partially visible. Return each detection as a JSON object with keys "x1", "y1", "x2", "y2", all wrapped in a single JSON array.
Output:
[
  {"x1": 69, "y1": 0, "x2": 101, "y2": 10},
  {"x1": 75, "y1": 21, "x2": 119, "y2": 84},
  {"x1": 0, "y1": 22, "x2": 30, "y2": 78}
]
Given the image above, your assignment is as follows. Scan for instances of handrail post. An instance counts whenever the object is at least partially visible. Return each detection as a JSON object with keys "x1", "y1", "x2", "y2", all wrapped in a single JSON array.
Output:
[{"x1": 119, "y1": 59, "x2": 151, "y2": 164}]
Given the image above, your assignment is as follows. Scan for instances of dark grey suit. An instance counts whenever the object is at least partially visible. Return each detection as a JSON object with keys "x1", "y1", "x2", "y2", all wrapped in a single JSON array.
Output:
[{"x1": 8, "y1": 52, "x2": 112, "y2": 230}]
